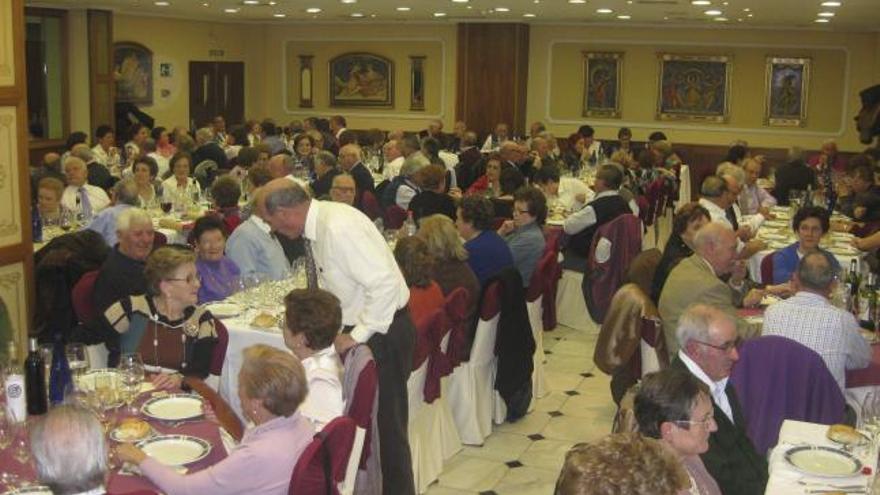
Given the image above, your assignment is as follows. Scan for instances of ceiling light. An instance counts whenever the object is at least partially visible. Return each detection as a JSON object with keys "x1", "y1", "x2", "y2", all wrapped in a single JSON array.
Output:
[
  {"x1": 742, "y1": 7, "x2": 750, "y2": 11},
  {"x1": 433, "y1": 11, "x2": 446, "y2": 16},
  {"x1": 596, "y1": 8, "x2": 613, "y2": 14},
  {"x1": 722, "y1": 1, "x2": 729, "y2": 5},
  {"x1": 273, "y1": 13, "x2": 286, "y2": 17},
  {"x1": 820, "y1": 1, "x2": 841, "y2": 6},
  {"x1": 814, "y1": 18, "x2": 830, "y2": 22},
  {"x1": 523, "y1": 12, "x2": 536, "y2": 17},
  {"x1": 747, "y1": 13, "x2": 753, "y2": 17},
  {"x1": 626, "y1": 0, "x2": 633, "y2": 4},
  {"x1": 268, "y1": 1, "x2": 276, "y2": 4},
  {"x1": 704, "y1": 9, "x2": 722, "y2": 15},
  {"x1": 569, "y1": 0, "x2": 587, "y2": 3},
  {"x1": 495, "y1": 6, "x2": 510, "y2": 12},
  {"x1": 817, "y1": 11, "x2": 835, "y2": 16},
  {"x1": 396, "y1": 6, "x2": 411, "y2": 11},
  {"x1": 243, "y1": 0, "x2": 259, "y2": 5},
  {"x1": 154, "y1": 0, "x2": 170, "y2": 5},
  {"x1": 714, "y1": 16, "x2": 728, "y2": 21},
  {"x1": 305, "y1": 7, "x2": 321, "y2": 13},
  {"x1": 691, "y1": 0, "x2": 711, "y2": 4},
  {"x1": 351, "y1": 12, "x2": 364, "y2": 17},
  {"x1": 617, "y1": 14, "x2": 631, "y2": 19},
  {"x1": 202, "y1": 2, "x2": 209, "y2": 5},
  {"x1": 224, "y1": 7, "x2": 239, "y2": 13},
  {"x1": 452, "y1": 0, "x2": 469, "y2": 3},
  {"x1": 341, "y1": 0, "x2": 357, "y2": 3}
]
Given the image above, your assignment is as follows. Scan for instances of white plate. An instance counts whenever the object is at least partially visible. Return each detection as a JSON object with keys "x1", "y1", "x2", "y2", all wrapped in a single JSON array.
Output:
[
  {"x1": 206, "y1": 302, "x2": 241, "y2": 319},
  {"x1": 138, "y1": 434, "x2": 212, "y2": 466},
  {"x1": 1, "y1": 487, "x2": 52, "y2": 495},
  {"x1": 784, "y1": 445, "x2": 862, "y2": 477},
  {"x1": 141, "y1": 394, "x2": 203, "y2": 421}
]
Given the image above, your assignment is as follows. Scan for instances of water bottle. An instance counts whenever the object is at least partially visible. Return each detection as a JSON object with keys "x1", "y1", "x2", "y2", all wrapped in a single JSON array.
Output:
[
  {"x1": 31, "y1": 202, "x2": 43, "y2": 243},
  {"x1": 25, "y1": 338, "x2": 47, "y2": 415},
  {"x1": 404, "y1": 211, "x2": 417, "y2": 237},
  {"x1": 48, "y1": 337, "x2": 72, "y2": 406},
  {"x1": 4, "y1": 341, "x2": 26, "y2": 423}
]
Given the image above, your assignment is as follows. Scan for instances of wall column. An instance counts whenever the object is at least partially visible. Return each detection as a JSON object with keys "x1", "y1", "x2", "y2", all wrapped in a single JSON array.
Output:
[{"x1": 0, "y1": 0, "x2": 38, "y2": 351}]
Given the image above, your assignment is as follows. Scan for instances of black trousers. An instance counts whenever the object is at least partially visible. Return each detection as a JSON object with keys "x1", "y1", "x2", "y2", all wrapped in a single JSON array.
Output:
[{"x1": 365, "y1": 309, "x2": 416, "y2": 495}]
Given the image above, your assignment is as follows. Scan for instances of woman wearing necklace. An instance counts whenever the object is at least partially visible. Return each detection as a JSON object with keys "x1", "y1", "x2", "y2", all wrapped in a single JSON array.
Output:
[
  {"x1": 193, "y1": 215, "x2": 241, "y2": 303},
  {"x1": 99, "y1": 246, "x2": 217, "y2": 390}
]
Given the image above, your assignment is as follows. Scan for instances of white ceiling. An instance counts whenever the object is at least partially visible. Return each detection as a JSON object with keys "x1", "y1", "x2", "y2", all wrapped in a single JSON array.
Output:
[{"x1": 27, "y1": 0, "x2": 880, "y2": 31}]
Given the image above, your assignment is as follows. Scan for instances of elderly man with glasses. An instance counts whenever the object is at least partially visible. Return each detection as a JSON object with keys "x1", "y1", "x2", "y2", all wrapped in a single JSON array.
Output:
[{"x1": 669, "y1": 304, "x2": 767, "y2": 495}]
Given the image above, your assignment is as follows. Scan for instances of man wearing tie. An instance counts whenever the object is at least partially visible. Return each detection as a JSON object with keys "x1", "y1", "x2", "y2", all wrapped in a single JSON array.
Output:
[
  {"x1": 261, "y1": 178, "x2": 416, "y2": 495},
  {"x1": 60, "y1": 156, "x2": 110, "y2": 219}
]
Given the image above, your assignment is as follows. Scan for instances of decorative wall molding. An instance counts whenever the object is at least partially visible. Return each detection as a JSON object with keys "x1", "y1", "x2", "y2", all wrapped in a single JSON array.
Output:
[
  {"x1": 0, "y1": 1, "x2": 15, "y2": 85},
  {"x1": 543, "y1": 38, "x2": 851, "y2": 138},
  {"x1": 281, "y1": 36, "x2": 448, "y2": 120},
  {"x1": 0, "y1": 106, "x2": 22, "y2": 247},
  {"x1": 0, "y1": 263, "x2": 26, "y2": 347}
]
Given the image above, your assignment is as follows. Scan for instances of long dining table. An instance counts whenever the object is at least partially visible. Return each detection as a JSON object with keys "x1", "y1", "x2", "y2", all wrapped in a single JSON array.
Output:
[{"x1": 0, "y1": 387, "x2": 228, "y2": 494}]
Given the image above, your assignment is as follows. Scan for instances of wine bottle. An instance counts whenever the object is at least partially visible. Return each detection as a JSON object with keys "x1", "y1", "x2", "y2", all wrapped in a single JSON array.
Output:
[
  {"x1": 859, "y1": 273, "x2": 875, "y2": 328},
  {"x1": 4, "y1": 341, "x2": 26, "y2": 423},
  {"x1": 847, "y1": 260, "x2": 860, "y2": 315},
  {"x1": 48, "y1": 337, "x2": 72, "y2": 406},
  {"x1": 25, "y1": 337, "x2": 47, "y2": 415},
  {"x1": 31, "y1": 202, "x2": 42, "y2": 243}
]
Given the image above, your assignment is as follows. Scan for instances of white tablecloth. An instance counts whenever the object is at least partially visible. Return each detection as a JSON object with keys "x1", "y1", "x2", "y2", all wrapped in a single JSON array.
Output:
[
  {"x1": 217, "y1": 316, "x2": 288, "y2": 421},
  {"x1": 766, "y1": 419, "x2": 877, "y2": 494}
]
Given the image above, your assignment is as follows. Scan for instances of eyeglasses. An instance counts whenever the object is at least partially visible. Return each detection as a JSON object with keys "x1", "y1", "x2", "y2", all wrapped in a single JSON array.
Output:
[
  {"x1": 165, "y1": 274, "x2": 201, "y2": 285},
  {"x1": 673, "y1": 415, "x2": 716, "y2": 431},
  {"x1": 693, "y1": 337, "x2": 741, "y2": 352}
]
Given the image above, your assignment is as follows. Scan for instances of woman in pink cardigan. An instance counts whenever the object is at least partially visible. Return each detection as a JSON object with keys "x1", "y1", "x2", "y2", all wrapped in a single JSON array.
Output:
[{"x1": 116, "y1": 344, "x2": 314, "y2": 495}]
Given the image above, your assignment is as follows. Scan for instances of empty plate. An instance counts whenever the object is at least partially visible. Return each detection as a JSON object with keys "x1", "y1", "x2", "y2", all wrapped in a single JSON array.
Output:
[
  {"x1": 138, "y1": 435, "x2": 211, "y2": 466},
  {"x1": 141, "y1": 394, "x2": 203, "y2": 421},
  {"x1": 784, "y1": 445, "x2": 862, "y2": 477},
  {"x1": 1, "y1": 487, "x2": 52, "y2": 495}
]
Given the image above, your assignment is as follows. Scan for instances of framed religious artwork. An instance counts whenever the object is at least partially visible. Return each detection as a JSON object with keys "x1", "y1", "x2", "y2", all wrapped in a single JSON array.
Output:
[
  {"x1": 656, "y1": 53, "x2": 731, "y2": 123},
  {"x1": 410, "y1": 56, "x2": 426, "y2": 111},
  {"x1": 582, "y1": 51, "x2": 623, "y2": 118},
  {"x1": 764, "y1": 56, "x2": 811, "y2": 127},
  {"x1": 329, "y1": 52, "x2": 394, "y2": 108},
  {"x1": 299, "y1": 55, "x2": 314, "y2": 108},
  {"x1": 113, "y1": 42, "x2": 153, "y2": 104}
]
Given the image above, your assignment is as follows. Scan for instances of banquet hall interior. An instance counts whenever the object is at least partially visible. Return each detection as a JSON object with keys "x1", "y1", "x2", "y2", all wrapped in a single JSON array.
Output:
[{"x1": 3, "y1": 0, "x2": 880, "y2": 493}]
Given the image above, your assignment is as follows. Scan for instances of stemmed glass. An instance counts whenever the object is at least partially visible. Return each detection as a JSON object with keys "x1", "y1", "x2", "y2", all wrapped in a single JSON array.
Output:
[
  {"x1": 119, "y1": 353, "x2": 145, "y2": 416},
  {"x1": 65, "y1": 343, "x2": 90, "y2": 390}
]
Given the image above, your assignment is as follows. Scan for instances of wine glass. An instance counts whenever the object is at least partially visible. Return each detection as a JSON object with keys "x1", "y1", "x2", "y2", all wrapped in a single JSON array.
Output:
[
  {"x1": 60, "y1": 208, "x2": 73, "y2": 232},
  {"x1": 118, "y1": 353, "x2": 145, "y2": 415},
  {"x1": 65, "y1": 344, "x2": 90, "y2": 389}
]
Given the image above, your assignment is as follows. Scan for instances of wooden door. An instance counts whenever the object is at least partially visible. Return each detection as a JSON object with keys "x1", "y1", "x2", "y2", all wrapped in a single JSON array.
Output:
[{"x1": 189, "y1": 61, "x2": 244, "y2": 130}]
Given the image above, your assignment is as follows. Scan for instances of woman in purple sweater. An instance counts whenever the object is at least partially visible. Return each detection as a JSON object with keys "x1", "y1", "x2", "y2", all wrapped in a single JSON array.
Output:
[
  {"x1": 116, "y1": 344, "x2": 314, "y2": 495},
  {"x1": 192, "y1": 215, "x2": 241, "y2": 303}
]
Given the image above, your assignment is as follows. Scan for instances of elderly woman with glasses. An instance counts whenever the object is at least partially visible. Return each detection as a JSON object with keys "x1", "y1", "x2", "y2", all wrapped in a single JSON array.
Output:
[
  {"x1": 96, "y1": 246, "x2": 217, "y2": 390},
  {"x1": 117, "y1": 344, "x2": 314, "y2": 495},
  {"x1": 497, "y1": 186, "x2": 547, "y2": 287},
  {"x1": 193, "y1": 215, "x2": 241, "y2": 304},
  {"x1": 635, "y1": 368, "x2": 722, "y2": 495}
]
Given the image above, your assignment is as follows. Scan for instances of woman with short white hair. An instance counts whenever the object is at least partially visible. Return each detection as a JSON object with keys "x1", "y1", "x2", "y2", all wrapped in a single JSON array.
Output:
[{"x1": 30, "y1": 404, "x2": 108, "y2": 495}]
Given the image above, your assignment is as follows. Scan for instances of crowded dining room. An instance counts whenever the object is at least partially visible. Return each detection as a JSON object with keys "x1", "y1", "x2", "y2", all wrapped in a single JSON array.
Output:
[{"x1": 1, "y1": 0, "x2": 880, "y2": 493}]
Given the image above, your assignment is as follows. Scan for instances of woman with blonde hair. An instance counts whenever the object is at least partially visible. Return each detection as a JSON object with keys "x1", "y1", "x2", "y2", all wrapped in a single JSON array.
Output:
[
  {"x1": 117, "y1": 344, "x2": 314, "y2": 495},
  {"x1": 416, "y1": 214, "x2": 480, "y2": 301}
]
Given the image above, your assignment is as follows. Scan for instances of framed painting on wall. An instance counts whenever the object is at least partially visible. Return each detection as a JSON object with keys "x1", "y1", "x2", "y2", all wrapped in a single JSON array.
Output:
[
  {"x1": 113, "y1": 42, "x2": 153, "y2": 104},
  {"x1": 329, "y1": 52, "x2": 394, "y2": 108},
  {"x1": 582, "y1": 51, "x2": 623, "y2": 118},
  {"x1": 764, "y1": 57, "x2": 811, "y2": 127},
  {"x1": 656, "y1": 53, "x2": 731, "y2": 123}
]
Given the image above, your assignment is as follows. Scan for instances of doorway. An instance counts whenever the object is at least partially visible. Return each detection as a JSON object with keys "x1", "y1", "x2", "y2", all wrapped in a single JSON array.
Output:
[{"x1": 189, "y1": 61, "x2": 244, "y2": 131}]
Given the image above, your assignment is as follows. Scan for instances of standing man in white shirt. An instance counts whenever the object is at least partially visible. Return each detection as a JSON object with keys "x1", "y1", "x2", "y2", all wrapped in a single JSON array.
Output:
[
  {"x1": 261, "y1": 179, "x2": 416, "y2": 495},
  {"x1": 61, "y1": 157, "x2": 110, "y2": 217},
  {"x1": 763, "y1": 251, "x2": 871, "y2": 391},
  {"x1": 698, "y1": 175, "x2": 766, "y2": 259}
]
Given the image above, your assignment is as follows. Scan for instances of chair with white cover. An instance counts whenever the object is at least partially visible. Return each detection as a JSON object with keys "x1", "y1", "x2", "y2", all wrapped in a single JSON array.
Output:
[
  {"x1": 340, "y1": 344, "x2": 381, "y2": 495},
  {"x1": 525, "y1": 251, "x2": 557, "y2": 400},
  {"x1": 447, "y1": 281, "x2": 502, "y2": 445},
  {"x1": 407, "y1": 308, "x2": 462, "y2": 493}
]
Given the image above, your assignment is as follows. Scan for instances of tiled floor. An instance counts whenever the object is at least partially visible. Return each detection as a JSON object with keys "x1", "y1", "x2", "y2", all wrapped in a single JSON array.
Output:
[{"x1": 426, "y1": 322, "x2": 615, "y2": 495}]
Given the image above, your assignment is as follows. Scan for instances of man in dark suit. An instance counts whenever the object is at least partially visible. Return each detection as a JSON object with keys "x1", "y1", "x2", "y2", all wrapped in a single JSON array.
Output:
[
  {"x1": 773, "y1": 148, "x2": 817, "y2": 206},
  {"x1": 418, "y1": 118, "x2": 448, "y2": 149},
  {"x1": 455, "y1": 131, "x2": 483, "y2": 191},
  {"x1": 310, "y1": 150, "x2": 341, "y2": 199},
  {"x1": 338, "y1": 143, "x2": 375, "y2": 211},
  {"x1": 670, "y1": 303, "x2": 768, "y2": 495}
]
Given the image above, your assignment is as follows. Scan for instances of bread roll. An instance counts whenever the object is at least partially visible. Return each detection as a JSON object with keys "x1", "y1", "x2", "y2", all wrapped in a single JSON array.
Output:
[{"x1": 827, "y1": 424, "x2": 863, "y2": 445}]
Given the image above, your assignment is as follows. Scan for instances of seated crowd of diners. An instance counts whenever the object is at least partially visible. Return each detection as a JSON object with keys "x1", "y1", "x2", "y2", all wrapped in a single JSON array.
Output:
[{"x1": 28, "y1": 114, "x2": 880, "y2": 495}]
